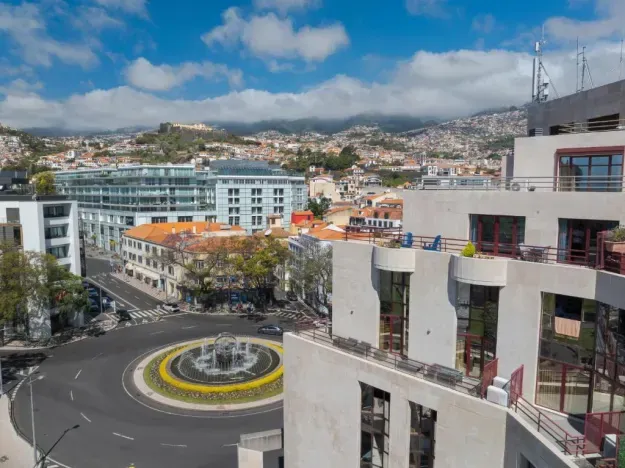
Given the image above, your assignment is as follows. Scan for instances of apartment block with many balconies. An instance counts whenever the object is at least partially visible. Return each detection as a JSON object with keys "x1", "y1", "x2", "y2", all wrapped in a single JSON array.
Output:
[{"x1": 282, "y1": 80, "x2": 625, "y2": 468}]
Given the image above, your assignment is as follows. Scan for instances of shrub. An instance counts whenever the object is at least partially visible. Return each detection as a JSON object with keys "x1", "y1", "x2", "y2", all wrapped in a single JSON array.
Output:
[
  {"x1": 608, "y1": 226, "x2": 625, "y2": 242},
  {"x1": 461, "y1": 242, "x2": 476, "y2": 258}
]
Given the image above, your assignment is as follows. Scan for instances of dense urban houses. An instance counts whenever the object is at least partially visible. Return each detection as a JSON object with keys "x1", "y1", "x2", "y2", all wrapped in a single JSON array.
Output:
[
  {"x1": 121, "y1": 221, "x2": 246, "y2": 301},
  {"x1": 279, "y1": 81, "x2": 625, "y2": 468},
  {"x1": 55, "y1": 161, "x2": 306, "y2": 251}
]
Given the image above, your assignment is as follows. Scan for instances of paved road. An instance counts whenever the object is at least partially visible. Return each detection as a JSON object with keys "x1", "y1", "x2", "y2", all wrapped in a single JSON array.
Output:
[
  {"x1": 85, "y1": 258, "x2": 161, "y2": 311},
  {"x1": 11, "y1": 314, "x2": 287, "y2": 468}
]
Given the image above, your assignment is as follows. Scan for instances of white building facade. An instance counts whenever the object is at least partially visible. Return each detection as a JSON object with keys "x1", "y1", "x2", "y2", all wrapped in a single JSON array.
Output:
[{"x1": 282, "y1": 84, "x2": 625, "y2": 468}]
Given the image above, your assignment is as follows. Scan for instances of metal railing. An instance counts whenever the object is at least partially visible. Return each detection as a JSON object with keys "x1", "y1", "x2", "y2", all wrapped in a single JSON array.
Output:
[
  {"x1": 584, "y1": 411, "x2": 625, "y2": 456},
  {"x1": 292, "y1": 327, "x2": 483, "y2": 397},
  {"x1": 558, "y1": 118, "x2": 625, "y2": 134},
  {"x1": 408, "y1": 175, "x2": 625, "y2": 192},
  {"x1": 508, "y1": 364, "x2": 524, "y2": 406},
  {"x1": 481, "y1": 358, "x2": 498, "y2": 398},
  {"x1": 510, "y1": 396, "x2": 586, "y2": 456}
]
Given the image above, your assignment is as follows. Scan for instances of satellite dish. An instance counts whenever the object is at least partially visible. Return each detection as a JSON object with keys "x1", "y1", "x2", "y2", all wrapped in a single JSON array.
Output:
[
  {"x1": 264, "y1": 229, "x2": 272, "y2": 237},
  {"x1": 511, "y1": 183, "x2": 521, "y2": 191}
]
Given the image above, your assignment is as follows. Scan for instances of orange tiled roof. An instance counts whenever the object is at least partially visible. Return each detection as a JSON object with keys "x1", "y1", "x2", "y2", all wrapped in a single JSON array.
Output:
[
  {"x1": 124, "y1": 222, "x2": 244, "y2": 244},
  {"x1": 293, "y1": 210, "x2": 314, "y2": 216}
]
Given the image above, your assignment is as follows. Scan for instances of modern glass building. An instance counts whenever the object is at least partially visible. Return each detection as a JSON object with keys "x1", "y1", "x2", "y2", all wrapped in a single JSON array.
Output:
[{"x1": 56, "y1": 162, "x2": 305, "y2": 251}]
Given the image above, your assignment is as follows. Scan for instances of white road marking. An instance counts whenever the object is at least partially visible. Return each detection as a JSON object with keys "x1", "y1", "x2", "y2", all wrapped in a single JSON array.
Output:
[
  {"x1": 70, "y1": 390, "x2": 73, "y2": 401},
  {"x1": 91, "y1": 352, "x2": 103, "y2": 360},
  {"x1": 113, "y1": 432, "x2": 134, "y2": 441},
  {"x1": 80, "y1": 412, "x2": 91, "y2": 423},
  {"x1": 150, "y1": 331, "x2": 164, "y2": 335},
  {"x1": 181, "y1": 326, "x2": 197, "y2": 330},
  {"x1": 134, "y1": 295, "x2": 141, "y2": 299},
  {"x1": 222, "y1": 443, "x2": 238, "y2": 447},
  {"x1": 160, "y1": 443, "x2": 187, "y2": 448},
  {"x1": 48, "y1": 465, "x2": 59, "y2": 468},
  {"x1": 74, "y1": 369, "x2": 82, "y2": 380}
]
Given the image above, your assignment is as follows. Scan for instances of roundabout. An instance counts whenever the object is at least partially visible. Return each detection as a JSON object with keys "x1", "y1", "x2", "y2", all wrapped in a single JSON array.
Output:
[
  {"x1": 9, "y1": 314, "x2": 288, "y2": 468},
  {"x1": 133, "y1": 334, "x2": 284, "y2": 411}
]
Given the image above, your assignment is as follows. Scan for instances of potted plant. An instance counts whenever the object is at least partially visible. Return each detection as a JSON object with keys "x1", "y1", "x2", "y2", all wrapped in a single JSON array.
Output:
[
  {"x1": 605, "y1": 226, "x2": 625, "y2": 253},
  {"x1": 461, "y1": 242, "x2": 476, "y2": 258}
]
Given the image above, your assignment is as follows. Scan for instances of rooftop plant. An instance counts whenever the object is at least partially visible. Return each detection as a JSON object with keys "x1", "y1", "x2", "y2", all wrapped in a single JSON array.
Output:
[{"x1": 461, "y1": 242, "x2": 476, "y2": 258}]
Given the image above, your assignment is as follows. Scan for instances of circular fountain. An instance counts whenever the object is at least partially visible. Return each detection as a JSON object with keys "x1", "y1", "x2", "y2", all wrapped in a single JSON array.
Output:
[{"x1": 135, "y1": 334, "x2": 284, "y2": 410}]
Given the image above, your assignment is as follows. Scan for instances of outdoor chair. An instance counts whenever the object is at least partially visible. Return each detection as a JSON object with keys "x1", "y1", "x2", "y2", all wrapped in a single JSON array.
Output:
[{"x1": 423, "y1": 235, "x2": 442, "y2": 251}]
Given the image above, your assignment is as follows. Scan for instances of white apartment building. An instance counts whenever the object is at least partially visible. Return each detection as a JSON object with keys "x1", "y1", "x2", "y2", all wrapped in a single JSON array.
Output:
[
  {"x1": 0, "y1": 194, "x2": 82, "y2": 339},
  {"x1": 281, "y1": 82, "x2": 625, "y2": 468}
]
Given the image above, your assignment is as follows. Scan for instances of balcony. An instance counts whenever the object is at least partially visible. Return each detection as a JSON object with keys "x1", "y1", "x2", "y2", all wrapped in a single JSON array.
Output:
[{"x1": 450, "y1": 254, "x2": 508, "y2": 286}]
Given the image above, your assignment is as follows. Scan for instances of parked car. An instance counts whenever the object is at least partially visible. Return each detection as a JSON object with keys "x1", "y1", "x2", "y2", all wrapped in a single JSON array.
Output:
[
  {"x1": 87, "y1": 288, "x2": 99, "y2": 298},
  {"x1": 162, "y1": 302, "x2": 180, "y2": 313},
  {"x1": 286, "y1": 291, "x2": 298, "y2": 302},
  {"x1": 82, "y1": 281, "x2": 91, "y2": 289},
  {"x1": 116, "y1": 309, "x2": 132, "y2": 321},
  {"x1": 257, "y1": 324, "x2": 284, "y2": 336}
]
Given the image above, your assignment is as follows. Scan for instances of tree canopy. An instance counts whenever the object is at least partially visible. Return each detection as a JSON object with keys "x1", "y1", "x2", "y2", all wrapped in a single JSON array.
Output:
[
  {"x1": 307, "y1": 197, "x2": 332, "y2": 219},
  {"x1": 285, "y1": 145, "x2": 361, "y2": 173},
  {"x1": 33, "y1": 171, "x2": 56, "y2": 195}
]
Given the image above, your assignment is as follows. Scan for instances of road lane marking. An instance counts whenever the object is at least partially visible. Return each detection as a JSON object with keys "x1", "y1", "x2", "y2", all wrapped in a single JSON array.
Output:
[
  {"x1": 181, "y1": 326, "x2": 197, "y2": 330},
  {"x1": 113, "y1": 432, "x2": 134, "y2": 441},
  {"x1": 150, "y1": 331, "x2": 164, "y2": 335},
  {"x1": 222, "y1": 443, "x2": 238, "y2": 447},
  {"x1": 134, "y1": 295, "x2": 141, "y2": 299},
  {"x1": 70, "y1": 390, "x2": 73, "y2": 401},
  {"x1": 160, "y1": 443, "x2": 187, "y2": 448},
  {"x1": 91, "y1": 352, "x2": 103, "y2": 360},
  {"x1": 80, "y1": 412, "x2": 91, "y2": 423},
  {"x1": 74, "y1": 369, "x2": 82, "y2": 380}
]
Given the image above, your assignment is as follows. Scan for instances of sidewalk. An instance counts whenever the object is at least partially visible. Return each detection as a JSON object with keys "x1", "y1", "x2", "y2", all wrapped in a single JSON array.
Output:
[
  {"x1": 109, "y1": 271, "x2": 169, "y2": 302},
  {"x1": 0, "y1": 395, "x2": 37, "y2": 468}
]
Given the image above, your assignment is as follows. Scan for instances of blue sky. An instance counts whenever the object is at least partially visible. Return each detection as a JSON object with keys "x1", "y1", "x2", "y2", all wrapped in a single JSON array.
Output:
[{"x1": 0, "y1": 0, "x2": 623, "y2": 130}]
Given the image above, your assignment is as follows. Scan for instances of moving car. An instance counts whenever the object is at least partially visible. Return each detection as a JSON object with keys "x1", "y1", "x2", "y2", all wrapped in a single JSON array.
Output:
[
  {"x1": 162, "y1": 302, "x2": 180, "y2": 313},
  {"x1": 87, "y1": 288, "x2": 99, "y2": 298},
  {"x1": 116, "y1": 309, "x2": 132, "y2": 321},
  {"x1": 257, "y1": 324, "x2": 284, "y2": 336}
]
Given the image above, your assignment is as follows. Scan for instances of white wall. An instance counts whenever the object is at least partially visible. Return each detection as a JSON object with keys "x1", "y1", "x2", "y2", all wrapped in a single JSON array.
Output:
[
  {"x1": 284, "y1": 333, "x2": 574, "y2": 468},
  {"x1": 512, "y1": 130, "x2": 625, "y2": 179}
]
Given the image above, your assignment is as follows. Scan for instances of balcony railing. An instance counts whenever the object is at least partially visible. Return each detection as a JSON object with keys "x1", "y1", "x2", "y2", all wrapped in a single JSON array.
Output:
[
  {"x1": 557, "y1": 118, "x2": 625, "y2": 134},
  {"x1": 292, "y1": 327, "x2": 484, "y2": 397},
  {"x1": 408, "y1": 175, "x2": 625, "y2": 192}
]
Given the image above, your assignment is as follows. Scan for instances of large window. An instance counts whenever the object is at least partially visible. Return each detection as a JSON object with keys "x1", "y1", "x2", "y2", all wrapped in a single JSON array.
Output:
[
  {"x1": 558, "y1": 219, "x2": 618, "y2": 264},
  {"x1": 379, "y1": 271, "x2": 410, "y2": 355},
  {"x1": 409, "y1": 402, "x2": 436, "y2": 468},
  {"x1": 470, "y1": 215, "x2": 525, "y2": 256},
  {"x1": 45, "y1": 226, "x2": 68, "y2": 239},
  {"x1": 360, "y1": 383, "x2": 390, "y2": 468},
  {"x1": 456, "y1": 284, "x2": 499, "y2": 378},
  {"x1": 558, "y1": 153, "x2": 623, "y2": 192},
  {"x1": 537, "y1": 293, "x2": 625, "y2": 415},
  {"x1": 47, "y1": 245, "x2": 69, "y2": 259}
]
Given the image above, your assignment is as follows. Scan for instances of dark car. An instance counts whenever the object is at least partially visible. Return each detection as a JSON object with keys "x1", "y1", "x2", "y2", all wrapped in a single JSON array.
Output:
[
  {"x1": 257, "y1": 324, "x2": 284, "y2": 336},
  {"x1": 116, "y1": 309, "x2": 132, "y2": 322},
  {"x1": 286, "y1": 291, "x2": 298, "y2": 302}
]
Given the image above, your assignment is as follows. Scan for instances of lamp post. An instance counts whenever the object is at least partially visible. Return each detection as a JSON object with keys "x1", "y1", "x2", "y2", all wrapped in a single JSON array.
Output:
[{"x1": 27, "y1": 374, "x2": 45, "y2": 467}]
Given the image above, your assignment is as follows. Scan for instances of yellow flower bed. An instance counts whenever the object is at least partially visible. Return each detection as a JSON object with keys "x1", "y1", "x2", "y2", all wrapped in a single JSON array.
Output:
[{"x1": 158, "y1": 340, "x2": 284, "y2": 394}]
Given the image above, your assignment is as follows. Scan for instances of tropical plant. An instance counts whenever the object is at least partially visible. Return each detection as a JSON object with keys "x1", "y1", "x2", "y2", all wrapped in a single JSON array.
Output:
[
  {"x1": 461, "y1": 242, "x2": 476, "y2": 257},
  {"x1": 33, "y1": 171, "x2": 56, "y2": 195}
]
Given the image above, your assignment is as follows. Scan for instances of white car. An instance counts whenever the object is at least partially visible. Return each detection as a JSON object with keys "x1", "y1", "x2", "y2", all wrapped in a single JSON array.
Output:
[{"x1": 162, "y1": 303, "x2": 180, "y2": 313}]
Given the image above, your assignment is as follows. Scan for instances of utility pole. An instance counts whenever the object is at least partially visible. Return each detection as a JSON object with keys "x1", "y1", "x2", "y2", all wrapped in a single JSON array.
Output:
[
  {"x1": 0, "y1": 358, "x2": 4, "y2": 398},
  {"x1": 28, "y1": 374, "x2": 44, "y2": 467}
]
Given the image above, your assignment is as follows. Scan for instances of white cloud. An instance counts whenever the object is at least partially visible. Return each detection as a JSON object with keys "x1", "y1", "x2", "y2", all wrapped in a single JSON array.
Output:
[
  {"x1": 94, "y1": 0, "x2": 148, "y2": 17},
  {"x1": 0, "y1": 3, "x2": 98, "y2": 68},
  {"x1": 202, "y1": 9, "x2": 349, "y2": 63},
  {"x1": 545, "y1": 0, "x2": 625, "y2": 42},
  {"x1": 0, "y1": 79, "x2": 44, "y2": 96},
  {"x1": 405, "y1": 0, "x2": 449, "y2": 18},
  {"x1": 253, "y1": 0, "x2": 321, "y2": 15},
  {"x1": 2, "y1": 43, "x2": 623, "y2": 131},
  {"x1": 73, "y1": 6, "x2": 124, "y2": 32},
  {"x1": 124, "y1": 57, "x2": 244, "y2": 91},
  {"x1": 472, "y1": 14, "x2": 496, "y2": 34}
]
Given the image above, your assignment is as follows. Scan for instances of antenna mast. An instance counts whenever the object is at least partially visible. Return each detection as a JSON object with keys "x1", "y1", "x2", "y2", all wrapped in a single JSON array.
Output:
[
  {"x1": 532, "y1": 27, "x2": 550, "y2": 103},
  {"x1": 577, "y1": 44, "x2": 594, "y2": 92},
  {"x1": 620, "y1": 38, "x2": 624, "y2": 81}
]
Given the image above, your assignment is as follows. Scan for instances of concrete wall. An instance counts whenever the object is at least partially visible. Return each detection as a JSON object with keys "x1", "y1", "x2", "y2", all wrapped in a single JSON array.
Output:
[
  {"x1": 332, "y1": 242, "x2": 380, "y2": 346},
  {"x1": 284, "y1": 333, "x2": 573, "y2": 468},
  {"x1": 527, "y1": 79, "x2": 625, "y2": 133},
  {"x1": 513, "y1": 130, "x2": 625, "y2": 179}
]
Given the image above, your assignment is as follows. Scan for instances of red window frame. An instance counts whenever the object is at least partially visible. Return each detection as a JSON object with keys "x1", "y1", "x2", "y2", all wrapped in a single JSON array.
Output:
[{"x1": 475, "y1": 215, "x2": 523, "y2": 257}]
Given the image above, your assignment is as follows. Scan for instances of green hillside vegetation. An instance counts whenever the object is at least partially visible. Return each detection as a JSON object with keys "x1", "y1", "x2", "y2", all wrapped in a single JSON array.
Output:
[
  {"x1": 0, "y1": 126, "x2": 69, "y2": 157},
  {"x1": 364, "y1": 136, "x2": 409, "y2": 152},
  {"x1": 379, "y1": 170, "x2": 419, "y2": 187},
  {"x1": 284, "y1": 145, "x2": 361, "y2": 172}
]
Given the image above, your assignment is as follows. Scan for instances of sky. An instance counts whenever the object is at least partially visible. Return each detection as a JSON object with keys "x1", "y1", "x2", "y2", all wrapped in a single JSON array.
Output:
[{"x1": 0, "y1": 0, "x2": 624, "y2": 130}]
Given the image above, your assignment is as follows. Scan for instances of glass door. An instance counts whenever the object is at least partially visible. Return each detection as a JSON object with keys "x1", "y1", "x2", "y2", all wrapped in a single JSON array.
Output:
[{"x1": 380, "y1": 316, "x2": 405, "y2": 355}]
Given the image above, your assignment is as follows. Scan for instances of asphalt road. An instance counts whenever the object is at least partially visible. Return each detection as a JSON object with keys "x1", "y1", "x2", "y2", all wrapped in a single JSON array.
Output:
[
  {"x1": 11, "y1": 314, "x2": 286, "y2": 468},
  {"x1": 85, "y1": 258, "x2": 161, "y2": 311}
]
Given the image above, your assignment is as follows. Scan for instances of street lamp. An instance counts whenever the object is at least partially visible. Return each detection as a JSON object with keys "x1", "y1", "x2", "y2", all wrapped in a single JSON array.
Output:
[{"x1": 27, "y1": 374, "x2": 45, "y2": 467}]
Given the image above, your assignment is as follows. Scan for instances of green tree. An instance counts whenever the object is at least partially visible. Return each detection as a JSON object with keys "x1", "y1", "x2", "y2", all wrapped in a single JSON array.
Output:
[
  {"x1": 33, "y1": 171, "x2": 56, "y2": 195},
  {"x1": 289, "y1": 240, "x2": 332, "y2": 314},
  {"x1": 307, "y1": 197, "x2": 332, "y2": 219}
]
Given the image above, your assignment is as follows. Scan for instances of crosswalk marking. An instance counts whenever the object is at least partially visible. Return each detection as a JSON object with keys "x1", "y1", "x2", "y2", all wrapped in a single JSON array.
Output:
[{"x1": 129, "y1": 309, "x2": 169, "y2": 319}]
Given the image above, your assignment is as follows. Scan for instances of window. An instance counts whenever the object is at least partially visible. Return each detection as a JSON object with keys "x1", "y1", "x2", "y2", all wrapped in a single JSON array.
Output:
[
  {"x1": 273, "y1": 197, "x2": 284, "y2": 204},
  {"x1": 379, "y1": 271, "x2": 410, "y2": 355},
  {"x1": 45, "y1": 226, "x2": 68, "y2": 239},
  {"x1": 195, "y1": 261, "x2": 204, "y2": 270},
  {"x1": 151, "y1": 217, "x2": 167, "y2": 224},
  {"x1": 178, "y1": 216, "x2": 192, "y2": 222},
  {"x1": 252, "y1": 207, "x2": 263, "y2": 214},
  {"x1": 558, "y1": 153, "x2": 623, "y2": 192},
  {"x1": 152, "y1": 246, "x2": 157, "y2": 255},
  {"x1": 273, "y1": 188, "x2": 284, "y2": 196},
  {"x1": 558, "y1": 219, "x2": 618, "y2": 265},
  {"x1": 108, "y1": 226, "x2": 114, "y2": 235},
  {"x1": 138, "y1": 255, "x2": 143, "y2": 264},
  {"x1": 47, "y1": 245, "x2": 69, "y2": 259},
  {"x1": 43, "y1": 206, "x2": 66, "y2": 218},
  {"x1": 252, "y1": 216, "x2": 263, "y2": 226},
  {"x1": 409, "y1": 402, "x2": 436, "y2": 468},
  {"x1": 252, "y1": 197, "x2": 262, "y2": 204},
  {"x1": 228, "y1": 188, "x2": 240, "y2": 196},
  {"x1": 229, "y1": 216, "x2": 240, "y2": 226},
  {"x1": 145, "y1": 244, "x2": 149, "y2": 252},
  {"x1": 108, "y1": 215, "x2": 114, "y2": 223},
  {"x1": 252, "y1": 188, "x2": 262, "y2": 196},
  {"x1": 168, "y1": 266, "x2": 174, "y2": 275},
  {"x1": 456, "y1": 284, "x2": 499, "y2": 378},
  {"x1": 228, "y1": 198, "x2": 240, "y2": 205},
  {"x1": 470, "y1": 215, "x2": 525, "y2": 256},
  {"x1": 273, "y1": 206, "x2": 284, "y2": 214},
  {"x1": 360, "y1": 383, "x2": 390, "y2": 468},
  {"x1": 229, "y1": 207, "x2": 240, "y2": 215}
]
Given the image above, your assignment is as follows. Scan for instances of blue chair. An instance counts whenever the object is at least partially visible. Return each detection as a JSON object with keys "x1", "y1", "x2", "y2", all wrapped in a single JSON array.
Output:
[
  {"x1": 401, "y1": 232, "x2": 413, "y2": 248},
  {"x1": 423, "y1": 235, "x2": 442, "y2": 251}
]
